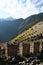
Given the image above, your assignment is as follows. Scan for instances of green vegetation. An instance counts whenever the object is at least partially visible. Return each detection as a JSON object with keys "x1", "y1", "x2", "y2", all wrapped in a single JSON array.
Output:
[
  {"x1": 0, "y1": 12, "x2": 43, "y2": 42},
  {"x1": 18, "y1": 12, "x2": 43, "y2": 34},
  {"x1": 9, "y1": 12, "x2": 43, "y2": 43}
]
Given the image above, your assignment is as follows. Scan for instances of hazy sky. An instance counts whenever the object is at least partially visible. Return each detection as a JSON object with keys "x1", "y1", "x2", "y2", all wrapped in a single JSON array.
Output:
[{"x1": 0, "y1": 0, "x2": 43, "y2": 19}]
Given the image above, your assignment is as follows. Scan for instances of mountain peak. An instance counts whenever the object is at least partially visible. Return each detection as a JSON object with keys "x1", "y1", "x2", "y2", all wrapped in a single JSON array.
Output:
[
  {"x1": 6, "y1": 17, "x2": 14, "y2": 21},
  {"x1": 0, "y1": 12, "x2": 43, "y2": 42}
]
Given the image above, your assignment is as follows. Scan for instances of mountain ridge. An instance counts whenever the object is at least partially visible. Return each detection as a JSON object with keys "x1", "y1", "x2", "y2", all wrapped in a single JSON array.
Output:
[
  {"x1": 0, "y1": 18, "x2": 24, "y2": 42},
  {"x1": 0, "y1": 12, "x2": 43, "y2": 42},
  {"x1": 9, "y1": 20, "x2": 43, "y2": 43},
  {"x1": 18, "y1": 12, "x2": 43, "y2": 35}
]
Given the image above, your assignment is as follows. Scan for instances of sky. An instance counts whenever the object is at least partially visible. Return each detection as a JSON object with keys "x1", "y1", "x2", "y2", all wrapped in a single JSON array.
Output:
[{"x1": 0, "y1": 0, "x2": 43, "y2": 19}]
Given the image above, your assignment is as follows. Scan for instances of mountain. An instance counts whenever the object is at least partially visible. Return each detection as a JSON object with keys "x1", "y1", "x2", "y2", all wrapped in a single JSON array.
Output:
[
  {"x1": 5, "y1": 17, "x2": 14, "y2": 21},
  {"x1": 9, "y1": 20, "x2": 43, "y2": 43},
  {"x1": 9, "y1": 12, "x2": 43, "y2": 43},
  {"x1": 0, "y1": 17, "x2": 14, "y2": 22},
  {"x1": 18, "y1": 12, "x2": 43, "y2": 34},
  {"x1": 0, "y1": 18, "x2": 24, "y2": 42},
  {"x1": 0, "y1": 12, "x2": 43, "y2": 42}
]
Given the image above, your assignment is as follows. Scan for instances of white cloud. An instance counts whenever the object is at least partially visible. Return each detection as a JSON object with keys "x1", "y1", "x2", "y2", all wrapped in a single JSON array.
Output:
[
  {"x1": 0, "y1": 0, "x2": 43, "y2": 19},
  {"x1": 31, "y1": 0, "x2": 43, "y2": 12}
]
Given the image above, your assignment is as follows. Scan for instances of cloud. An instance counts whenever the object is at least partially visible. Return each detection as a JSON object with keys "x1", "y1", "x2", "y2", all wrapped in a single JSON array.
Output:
[
  {"x1": 18, "y1": 0, "x2": 27, "y2": 4},
  {"x1": 0, "y1": 0, "x2": 43, "y2": 18},
  {"x1": 31, "y1": 0, "x2": 43, "y2": 12},
  {"x1": 30, "y1": 0, "x2": 41, "y2": 4}
]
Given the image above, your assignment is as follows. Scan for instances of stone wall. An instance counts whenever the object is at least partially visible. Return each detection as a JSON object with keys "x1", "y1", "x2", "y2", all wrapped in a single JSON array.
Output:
[
  {"x1": 0, "y1": 39, "x2": 43, "y2": 57},
  {"x1": 7, "y1": 43, "x2": 19, "y2": 56},
  {"x1": 0, "y1": 42, "x2": 6, "y2": 57}
]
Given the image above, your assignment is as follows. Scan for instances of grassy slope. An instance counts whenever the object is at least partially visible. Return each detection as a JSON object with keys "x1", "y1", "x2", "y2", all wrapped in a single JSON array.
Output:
[
  {"x1": 18, "y1": 12, "x2": 43, "y2": 35},
  {"x1": 9, "y1": 12, "x2": 43, "y2": 43}
]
